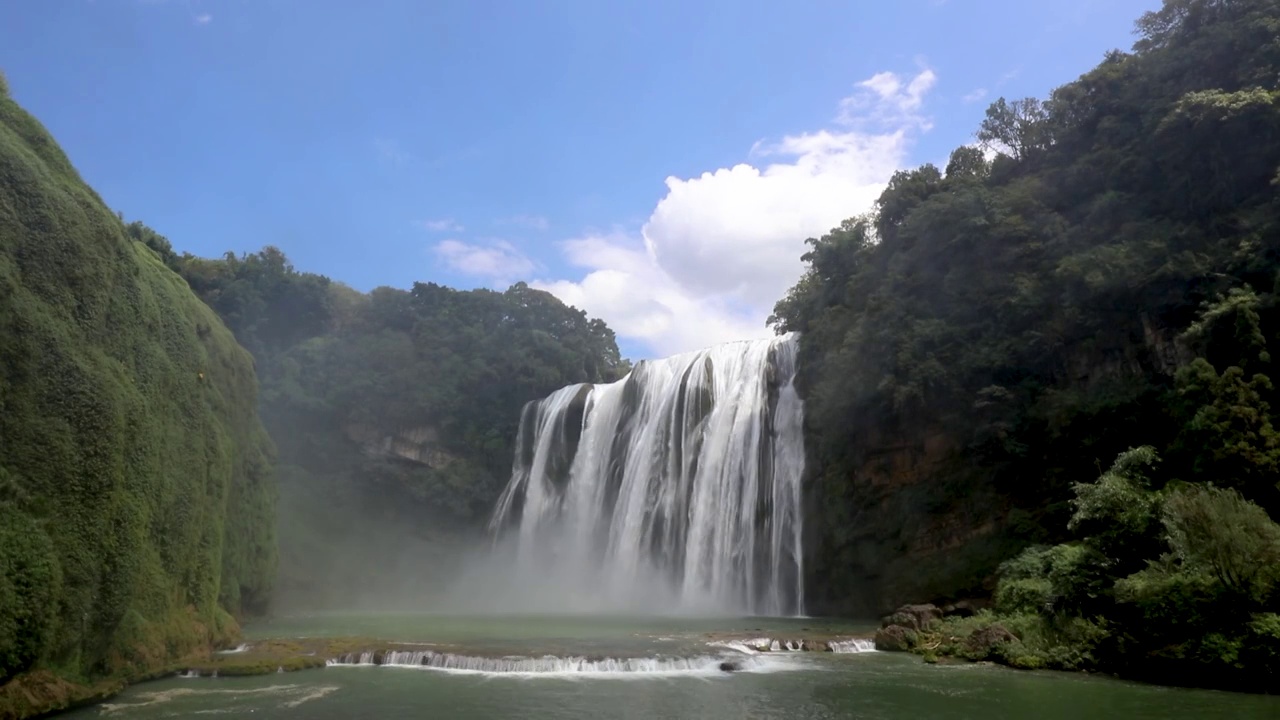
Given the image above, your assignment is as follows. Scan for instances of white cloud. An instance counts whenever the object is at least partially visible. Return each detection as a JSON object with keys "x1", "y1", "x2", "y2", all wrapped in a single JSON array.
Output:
[
  {"x1": 532, "y1": 68, "x2": 937, "y2": 358},
  {"x1": 963, "y1": 88, "x2": 989, "y2": 104},
  {"x1": 497, "y1": 214, "x2": 551, "y2": 231},
  {"x1": 435, "y1": 239, "x2": 535, "y2": 285},
  {"x1": 838, "y1": 68, "x2": 937, "y2": 131},
  {"x1": 195, "y1": 13, "x2": 212, "y2": 24},
  {"x1": 418, "y1": 218, "x2": 464, "y2": 232}
]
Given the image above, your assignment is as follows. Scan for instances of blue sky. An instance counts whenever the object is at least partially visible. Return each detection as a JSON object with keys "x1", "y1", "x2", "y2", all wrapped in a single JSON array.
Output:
[{"x1": 1, "y1": 0, "x2": 1160, "y2": 358}]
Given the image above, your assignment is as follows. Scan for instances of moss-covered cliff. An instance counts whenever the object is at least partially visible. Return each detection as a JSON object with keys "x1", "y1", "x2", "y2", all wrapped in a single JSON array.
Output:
[{"x1": 0, "y1": 86, "x2": 275, "y2": 710}]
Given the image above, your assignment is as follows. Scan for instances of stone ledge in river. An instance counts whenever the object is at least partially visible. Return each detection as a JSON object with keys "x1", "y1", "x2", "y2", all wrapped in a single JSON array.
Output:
[
  {"x1": 874, "y1": 625, "x2": 916, "y2": 652},
  {"x1": 702, "y1": 631, "x2": 877, "y2": 653},
  {"x1": 881, "y1": 604, "x2": 942, "y2": 631}
]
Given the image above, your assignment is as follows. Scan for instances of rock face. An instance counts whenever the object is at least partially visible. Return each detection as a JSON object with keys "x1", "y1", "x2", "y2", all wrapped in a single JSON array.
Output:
[
  {"x1": 882, "y1": 604, "x2": 942, "y2": 631},
  {"x1": 801, "y1": 321, "x2": 1188, "y2": 617},
  {"x1": 345, "y1": 423, "x2": 456, "y2": 469},
  {"x1": 963, "y1": 624, "x2": 1017, "y2": 659},
  {"x1": 874, "y1": 625, "x2": 916, "y2": 652}
]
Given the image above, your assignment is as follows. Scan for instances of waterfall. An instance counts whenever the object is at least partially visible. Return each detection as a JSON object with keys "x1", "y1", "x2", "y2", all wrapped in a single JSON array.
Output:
[{"x1": 488, "y1": 334, "x2": 805, "y2": 616}]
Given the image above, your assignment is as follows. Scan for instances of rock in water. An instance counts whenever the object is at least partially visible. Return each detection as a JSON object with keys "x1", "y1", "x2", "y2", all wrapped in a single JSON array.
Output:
[{"x1": 874, "y1": 625, "x2": 916, "y2": 652}]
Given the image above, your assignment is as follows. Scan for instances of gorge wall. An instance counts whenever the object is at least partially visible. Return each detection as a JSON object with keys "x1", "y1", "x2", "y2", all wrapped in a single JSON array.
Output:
[{"x1": 0, "y1": 86, "x2": 275, "y2": 706}]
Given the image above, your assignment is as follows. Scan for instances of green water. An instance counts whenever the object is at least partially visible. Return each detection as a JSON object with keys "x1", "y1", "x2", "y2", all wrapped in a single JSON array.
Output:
[{"x1": 66, "y1": 614, "x2": 1279, "y2": 719}]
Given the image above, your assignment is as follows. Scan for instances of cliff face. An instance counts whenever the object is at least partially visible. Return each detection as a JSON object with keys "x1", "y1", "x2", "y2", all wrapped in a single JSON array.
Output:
[
  {"x1": 801, "y1": 320, "x2": 1187, "y2": 616},
  {"x1": 0, "y1": 90, "x2": 275, "y2": 698},
  {"x1": 345, "y1": 423, "x2": 457, "y2": 469}
]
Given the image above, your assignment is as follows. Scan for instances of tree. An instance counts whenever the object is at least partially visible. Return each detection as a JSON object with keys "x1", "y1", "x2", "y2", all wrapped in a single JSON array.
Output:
[
  {"x1": 944, "y1": 146, "x2": 989, "y2": 180},
  {"x1": 977, "y1": 97, "x2": 1053, "y2": 160}
]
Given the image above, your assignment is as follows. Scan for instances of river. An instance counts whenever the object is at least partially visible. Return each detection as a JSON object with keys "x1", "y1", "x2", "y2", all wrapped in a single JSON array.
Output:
[{"x1": 63, "y1": 614, "x2": 1279, "y2": 719}]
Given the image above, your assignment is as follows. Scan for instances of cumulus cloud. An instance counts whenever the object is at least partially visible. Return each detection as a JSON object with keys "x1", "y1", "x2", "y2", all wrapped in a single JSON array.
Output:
[
  {"x1": 435, "y1": 239, "x2": 535, "y2": 285},
  {"x1": 533, "y1": 68, "x2": 937, "y2": 358}
]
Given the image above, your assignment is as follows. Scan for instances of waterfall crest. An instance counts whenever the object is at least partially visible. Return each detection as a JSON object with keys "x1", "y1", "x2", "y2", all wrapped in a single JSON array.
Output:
[{"x1": 488, "y1": 334, "x2": 805, "y2": 616}]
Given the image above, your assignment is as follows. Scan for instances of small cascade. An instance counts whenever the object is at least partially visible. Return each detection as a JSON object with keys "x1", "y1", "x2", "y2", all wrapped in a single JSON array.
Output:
[
  {"x1": 827, "y1": 639, "x2": 877, "y2": 654},
  {"x1": 325, "y1": 650, "x2": 794, "y2": 676},
  {"x1": 707, "y1": 638, "x2": 811, "y2": 654},
  {"x1": 487, "y1": 334, "x2": 806, "y2": 616}
]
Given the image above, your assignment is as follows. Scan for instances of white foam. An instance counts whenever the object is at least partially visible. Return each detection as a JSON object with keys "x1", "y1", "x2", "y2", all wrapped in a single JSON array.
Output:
[
  {"x1": 828, "y1": 639, "x2": 877, "y2": 653},
  {"x1": 326, "y1": 650, "x2": 803, "y2": 678}
]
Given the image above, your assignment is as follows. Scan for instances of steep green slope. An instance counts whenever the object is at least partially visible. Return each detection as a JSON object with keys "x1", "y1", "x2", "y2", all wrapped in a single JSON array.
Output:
[
  {"x1": 771, "y1": 0, "x2": 1280, "y2": 690},
  {"x1": 0, "y1": 86, "x2": 275, "y2": 706},
  {"x1": 773, "y1": 0, "x2": 1280, "y2": 614}
]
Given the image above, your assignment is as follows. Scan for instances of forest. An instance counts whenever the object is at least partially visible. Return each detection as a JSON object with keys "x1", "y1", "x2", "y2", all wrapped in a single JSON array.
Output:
[
  {"x1": 770, "y1": 0, "x2": 1280, "y2": 690},
  {"x1": 133, "y1": 231, "x2": 628, "y2": 606}
]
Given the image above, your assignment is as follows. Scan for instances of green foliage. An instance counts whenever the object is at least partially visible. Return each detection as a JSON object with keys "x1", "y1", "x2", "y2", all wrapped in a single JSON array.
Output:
[
  {"x1": 776, "y1": 0, "x2": 1280, "y2": 690},
  {"x1": 0, "y1": 507, "x2": 60, "y2": 683},
  {"x1": 977, "y1": 97, "x2": 1053, "y2": 160},
  {"x1": 782, "y1": 0, "x2": 1280, "y2": 626},
  {"x1": 1069, "y1": 447, "x2": 1162, "y2": 563},
  {"x1": 162, "y1": 240, "x2": 624, "y2": 604},
  {"x1": 995, "y1": 543, "x2": 1109, "y2": 616},
  {"x1": 0, "y1": 94, "x2": 274, "y2": 686},
  {"x1": 943, "y1": 458, "x2": 1280, "y2": 688},
  {"x1": 1173, "y1": 361, "x2": 1280, "y2": 505},
  {"x1": 1160, "y1": 485, "x2": 1280, "y2": 603}
]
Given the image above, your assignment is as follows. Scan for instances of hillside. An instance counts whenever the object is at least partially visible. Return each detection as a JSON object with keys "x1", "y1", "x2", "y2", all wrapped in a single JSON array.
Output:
[
  {"x1": 773, "y1": 0, "x2": 1280, "y2": 689},
  {"x1": 128, "y1": 238, "x2": 628, "y2": 608},
  {"x1": 0, "y1": 83, "x2": 275, "y2": 714}
]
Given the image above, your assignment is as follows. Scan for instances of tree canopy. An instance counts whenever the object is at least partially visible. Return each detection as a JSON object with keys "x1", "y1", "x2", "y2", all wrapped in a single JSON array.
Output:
[{"x1": 772, "y1": 0, "x2": 1280, "y2": 686}]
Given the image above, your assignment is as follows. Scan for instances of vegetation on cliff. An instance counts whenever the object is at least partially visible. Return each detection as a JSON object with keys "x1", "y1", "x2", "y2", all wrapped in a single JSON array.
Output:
[
  {"x1": 129, "y1": 236, "x2": 627, "y2": 606},
  {"x1": 0, "y1": 83, "x2": 275, "y2": 712},
  {"x1": 773, "y1": 0, "x2": 1280, "y2": 688}
]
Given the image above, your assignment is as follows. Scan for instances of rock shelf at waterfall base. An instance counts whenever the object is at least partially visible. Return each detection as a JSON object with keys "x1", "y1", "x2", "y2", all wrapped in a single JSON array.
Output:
[
  {"x1": 0, "y1": 630, "x2": 880, "y2": 716},
  {"x1": 139, "y1": 632, "x2": 884, "y2": 679}
]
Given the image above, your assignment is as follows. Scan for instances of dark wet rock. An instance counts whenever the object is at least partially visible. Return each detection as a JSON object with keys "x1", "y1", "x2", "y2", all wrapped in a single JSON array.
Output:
[
  {"x1": 940, "y1": 599, "x2": 987, "y2": 618},
  {"x1": 964, "y1": 623, "x2": 1017, "y2": 658},
  {"x1": 372, "y1": 651, "x2": 386, "y2": 666},
  {"x1": 881, "y1": 604, "x2": 941, "y2": 631},
  {"x1": 874, "y1": 625, "x2": 916, "y2": 652},
  {"x1": 719, "y1": 661, "x2": 740, "y2": 672}
]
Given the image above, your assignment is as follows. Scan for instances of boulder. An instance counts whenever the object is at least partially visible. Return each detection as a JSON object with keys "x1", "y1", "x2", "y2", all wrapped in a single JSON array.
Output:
[
  {"x1": 718, "y1": 661, "x2": 740, "y2": 672},
  {"x1": 874, "y1": 625, "x2": 916, "y2": 652},
  {"x1": 940, "y1": 599, "x2": 988, "y2": 618},
  {"x1": 963, "y1": 623, "x2": 1017, "y2": 659},
  {"x1": 881, "y1": 604, "x2": 942, "y2": 631}
]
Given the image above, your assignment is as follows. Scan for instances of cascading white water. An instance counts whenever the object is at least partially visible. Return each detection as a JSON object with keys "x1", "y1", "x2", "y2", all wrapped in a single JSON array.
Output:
[
  {"x1": 488, "y1": 334, "x2": 805, "y2": 616},
  {"x1": 325, "y1": 650, "x2": 789, "y2": 676}
]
